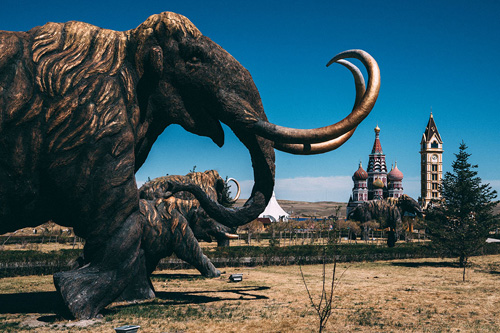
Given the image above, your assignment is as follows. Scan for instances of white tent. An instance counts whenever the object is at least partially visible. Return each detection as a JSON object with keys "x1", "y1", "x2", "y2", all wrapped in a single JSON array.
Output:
[
  {"x1": 258, "y1": 192, "x2": 289, "y2": 222},
  {"x1": 486, "y1": 238, "x2": 500, "y2": 243}
]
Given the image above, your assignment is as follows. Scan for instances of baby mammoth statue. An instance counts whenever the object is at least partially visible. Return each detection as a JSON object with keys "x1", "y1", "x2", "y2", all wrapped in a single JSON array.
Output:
[{"x1": 113, "y1": 170, "x2": 241, "y2": 301}]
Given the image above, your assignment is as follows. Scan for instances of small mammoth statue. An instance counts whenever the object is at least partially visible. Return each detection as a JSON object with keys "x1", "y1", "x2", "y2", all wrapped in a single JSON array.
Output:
[
  {"x1": 116, "y1": 170, "x2": 239, "y2": 301},
  {"x1": 348, "y1": 195, "x2": 423, "y2": 247}
]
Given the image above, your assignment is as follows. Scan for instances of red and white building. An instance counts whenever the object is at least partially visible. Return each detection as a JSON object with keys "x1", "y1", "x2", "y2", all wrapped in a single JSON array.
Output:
[{"x1": 347, "y1": 125, "x2": 404, "y2": 216}]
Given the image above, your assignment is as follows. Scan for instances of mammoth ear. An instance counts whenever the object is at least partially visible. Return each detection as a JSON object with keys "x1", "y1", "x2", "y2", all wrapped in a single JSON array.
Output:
[{"x1": 147, "y1": 46, "x2": 163, "y2": 75}]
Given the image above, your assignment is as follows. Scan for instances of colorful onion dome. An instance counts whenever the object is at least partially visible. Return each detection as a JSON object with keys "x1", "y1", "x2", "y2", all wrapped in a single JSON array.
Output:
[
  {"x1": 353, "y1": 162, "x2": 368, "y2": 180},
  {"x1": 373, "y1": 178, "x2": 384, "y2": 189},
  {"x1": 388, "y1": 162, "x2": 404, "y2": 181}
]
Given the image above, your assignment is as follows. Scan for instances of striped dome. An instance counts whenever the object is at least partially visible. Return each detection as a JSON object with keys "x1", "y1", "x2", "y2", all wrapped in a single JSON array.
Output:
[{"x1": 353, "y1": 162, "x2": 368, "y2": 180}]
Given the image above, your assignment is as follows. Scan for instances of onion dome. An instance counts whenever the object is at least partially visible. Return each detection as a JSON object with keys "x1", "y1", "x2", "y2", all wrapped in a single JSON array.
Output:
[
  {"x1": 388, "y1": 162, "x2": 403, "y2": 181},
  {"x1": 373, "y1": 178, "x2": 384, "y2": 189},
  {"x1": 353, "y1": 162, "x2": 368, "y2": 180}
]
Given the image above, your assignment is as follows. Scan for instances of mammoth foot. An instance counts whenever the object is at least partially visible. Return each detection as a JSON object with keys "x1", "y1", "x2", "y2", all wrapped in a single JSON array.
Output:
[
  {"x1": 54, "y1": 262, "x2": 150, "y2": 319},
  {"x1": 387, "y1": 230, "x2": 397, "y2": 248},
  {"x1": 116, "y1": 260, "x2": 155, "y2": 302},
  {"x1": 117, "y1": 280, "x2": 155, "y2": 303},
  {"x1": 203, "y1": 265, "x2": 221, "y2": 278},
  {"x1": 53, "y1": 243, "x2": 148, "y2": 319},
  {"x1": 190, "y1": 252, "x2": 221, "y2": 278},
  {"x1": 54, "y1": 266, "x2": 123, "y2": 319}
]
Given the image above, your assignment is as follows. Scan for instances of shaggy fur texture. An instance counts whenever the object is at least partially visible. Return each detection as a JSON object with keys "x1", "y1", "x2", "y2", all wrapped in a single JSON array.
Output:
[
  {"x1": 0, "y1": 13, "x2": 239, "y2": 319},
  {"x1": 139, "y1": 170, "x2": 232, "y2": 277},
  {"x1": 348, "y1": 195, "x2": 422, "y2": 247}
]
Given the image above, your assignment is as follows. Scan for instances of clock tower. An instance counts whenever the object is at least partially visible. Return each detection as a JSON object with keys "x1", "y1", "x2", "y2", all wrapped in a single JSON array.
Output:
[{"x1": 420, "y1": 112, "x2": 443, "y2": 209}]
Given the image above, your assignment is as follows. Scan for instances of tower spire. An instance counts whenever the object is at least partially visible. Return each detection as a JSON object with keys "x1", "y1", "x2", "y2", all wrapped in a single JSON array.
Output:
[
  {"x1": 367, "y1": 124, "x2": 387, "y2": 200},
  {"x1": 371, "y1": 125, "x2": 383, "y2": 154},
  {"x1": 423, "y1": 111, "x2": 442, "y2": 144},
  {"x1": 420, "y1": 113, "x2": 443, "y2": 209}
]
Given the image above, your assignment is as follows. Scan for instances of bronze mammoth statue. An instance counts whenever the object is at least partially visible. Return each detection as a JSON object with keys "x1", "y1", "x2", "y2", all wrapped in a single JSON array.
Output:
[
  {"x1": 96, "y1": 170, "x2": 238, "y2": 302},
  {"x1": 348, "y1": 195, "x2": 422, "y2": 247},
  {"x1": 139, "y1": 170, "x2": 240, "y2": 247},
  {"x1": 0, "y1": 12, "x2": 380, "y2": 318}
]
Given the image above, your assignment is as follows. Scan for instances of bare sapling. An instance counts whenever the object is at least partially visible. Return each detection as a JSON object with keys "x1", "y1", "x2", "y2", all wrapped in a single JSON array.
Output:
[{"x1": 299, "y1": 249, "x2": 347, "y2": 332}]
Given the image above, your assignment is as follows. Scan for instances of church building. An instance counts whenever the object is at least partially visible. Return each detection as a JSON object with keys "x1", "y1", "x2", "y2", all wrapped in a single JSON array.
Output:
[
  {"x1": 347, "y1": 125, "x2": 404, "y2": 216},
  {"x1": 419, "y1": 112, "x2": 443, "y2": 209}
]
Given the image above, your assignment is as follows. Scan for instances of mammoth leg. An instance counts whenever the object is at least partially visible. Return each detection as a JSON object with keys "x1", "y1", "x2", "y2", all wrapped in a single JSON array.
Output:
[
  {"x1": 172, "y1": 211, "x2": 221, "y2": 278},
  {"x1": 49, "y1": 137, "x2": 149, "y2": 318},
  {"x1": 114, "y1": 248, "x2": 156, "y2": 303},
  {"x1": 217, "y1": 238, "x2": 230, "y2": 247},
  {"x1": 53, "y1": 209, "x2": 147, "y2": 319},
  {"x1": 387, "y1": 228, "x2": 397, "y2": 248},
  {"x1": 69, "y1": 248, "x2": 156, "y2": 304}
]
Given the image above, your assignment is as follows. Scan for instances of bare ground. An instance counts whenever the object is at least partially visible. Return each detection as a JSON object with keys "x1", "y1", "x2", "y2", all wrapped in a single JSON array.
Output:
[{"x1": 1, "y1": 255, "x2": 499, "y2": 332}]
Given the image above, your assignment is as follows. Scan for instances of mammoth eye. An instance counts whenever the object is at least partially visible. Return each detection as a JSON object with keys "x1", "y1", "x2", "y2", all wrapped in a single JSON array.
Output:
[{"x1": 188, "y1": 56, "x2": 201, "y2": 64}]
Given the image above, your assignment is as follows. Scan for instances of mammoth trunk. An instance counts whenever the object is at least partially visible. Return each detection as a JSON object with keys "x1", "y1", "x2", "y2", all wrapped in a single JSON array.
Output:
[
  {"x1": 170, "y1": 134, "x2": 275, "y2": 228},
  {"x1": 231, "y1": 133, "x2": 275, "y2": 226}
]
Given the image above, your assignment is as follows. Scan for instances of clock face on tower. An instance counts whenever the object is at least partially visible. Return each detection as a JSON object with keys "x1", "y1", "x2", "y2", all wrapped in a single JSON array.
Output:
[{"x1": 431, "y1": 155, "x2": 438, "y2": 162}]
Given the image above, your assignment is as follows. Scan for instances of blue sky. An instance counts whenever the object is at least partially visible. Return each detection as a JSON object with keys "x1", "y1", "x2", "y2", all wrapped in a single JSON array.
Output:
[{"x1": 2, "y1": 0, "x2": 499, "y2": 202}]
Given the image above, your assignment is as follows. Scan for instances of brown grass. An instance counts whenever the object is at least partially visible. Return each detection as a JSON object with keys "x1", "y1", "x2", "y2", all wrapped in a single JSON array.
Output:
[{"x1": 1, "y1": 255, "x2": 499, "y2": 332}]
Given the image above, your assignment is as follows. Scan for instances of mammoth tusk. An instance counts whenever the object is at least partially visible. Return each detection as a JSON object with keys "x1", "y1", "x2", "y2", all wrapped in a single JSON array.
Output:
[
  {"x1": 226, "y1": 177, "x2": 241, "y2": 202},
  {"x1": 273, "y1": 130, "x2": 355, "y2": 155},
  {"x1": 224, "y1": 232, "x2": 239, "y2": 239},
  {"x1": 251, "y1": 49, "x2": 380, "y2": 145},
  {"x1": 273, "y1": 59, "x2": 365, "y2": 154}
]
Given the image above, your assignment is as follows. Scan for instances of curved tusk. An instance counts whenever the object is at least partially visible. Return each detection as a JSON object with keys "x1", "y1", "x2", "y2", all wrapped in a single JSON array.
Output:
[
  {"x1": 224, "y1": 232, "x2": 239, "y2": 239},
  {"x1": 226, "y1": 177, "x2": 241, "y2": 202},
  {"x1": 273, "y1": 59, "x2": 365, "y2": 154},
  {"x1": 273, "y1": 130, "x2": 355, "y2": 154},
  {"x1": 251, "y1": 49, "x2": 380, "y2": 145}
]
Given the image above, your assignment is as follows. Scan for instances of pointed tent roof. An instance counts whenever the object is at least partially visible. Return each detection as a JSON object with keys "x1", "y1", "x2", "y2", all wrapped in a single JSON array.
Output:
[
  {"x1": 422, "y1": 112, "x2": 442, "y2": 144},
  {"x1": 258, "y1": 192, "x2": 289, "y2": 222}
]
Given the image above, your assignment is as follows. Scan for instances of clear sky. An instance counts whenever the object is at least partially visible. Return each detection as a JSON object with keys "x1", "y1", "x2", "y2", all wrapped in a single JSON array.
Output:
[{"x1": 2, "y1": 0, "x2": 499, "y2": 202}]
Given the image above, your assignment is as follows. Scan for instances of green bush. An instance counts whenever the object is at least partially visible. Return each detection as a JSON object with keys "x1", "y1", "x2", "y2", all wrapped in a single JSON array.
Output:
[
  {"x1": 199, "y1": 243, "x2": 445, "y2": 267},
  {"x1": 1, "y1": 243, "x2": 498, "y2": 277},
  {"x1": 0, "y1": 249, "x2": 81, "y2": 277}
]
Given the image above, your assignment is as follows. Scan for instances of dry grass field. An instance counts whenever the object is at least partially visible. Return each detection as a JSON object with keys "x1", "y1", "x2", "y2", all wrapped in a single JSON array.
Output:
[{"x1": 1, "y1": 255, "x2": 499, "y2": 332}]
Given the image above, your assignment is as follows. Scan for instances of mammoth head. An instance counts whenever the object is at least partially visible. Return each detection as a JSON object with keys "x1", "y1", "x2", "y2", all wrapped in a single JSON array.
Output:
[
  {"x1": 129, "y1": 12, "x2": 380, "y2": 227},
  {"x1": 139, "y1": 170, "x2": 240, "y2": 243},
  {"x1": 398, "y1": 195, "x2": 423, "y2": 217}
]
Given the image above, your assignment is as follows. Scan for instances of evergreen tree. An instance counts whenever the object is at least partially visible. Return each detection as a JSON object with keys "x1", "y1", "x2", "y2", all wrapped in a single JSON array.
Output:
[
  {"x1": 220, "y1": 176, "x2": 235, "y2": 208},
  {"x1": 425, "y1": 142, "x2": 499, "y2": 274}
]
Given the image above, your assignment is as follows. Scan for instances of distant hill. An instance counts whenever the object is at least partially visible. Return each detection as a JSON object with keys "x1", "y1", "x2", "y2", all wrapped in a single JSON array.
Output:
[
  {"x1": 234, "y1": 200, "x2": 499, "y2": 220},
  {"x1": 235, "y1": 199, "x2": 347, "y2": 219}
]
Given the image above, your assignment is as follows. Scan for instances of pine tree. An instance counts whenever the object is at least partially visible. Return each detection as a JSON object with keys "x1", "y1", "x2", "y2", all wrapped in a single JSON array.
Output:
[
  {"x1": 220, "y1": 176, "x2": 235, "y2": 208},
  {"x1": 425, "y1": 142, "x2": 499, "y2": 275}
]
